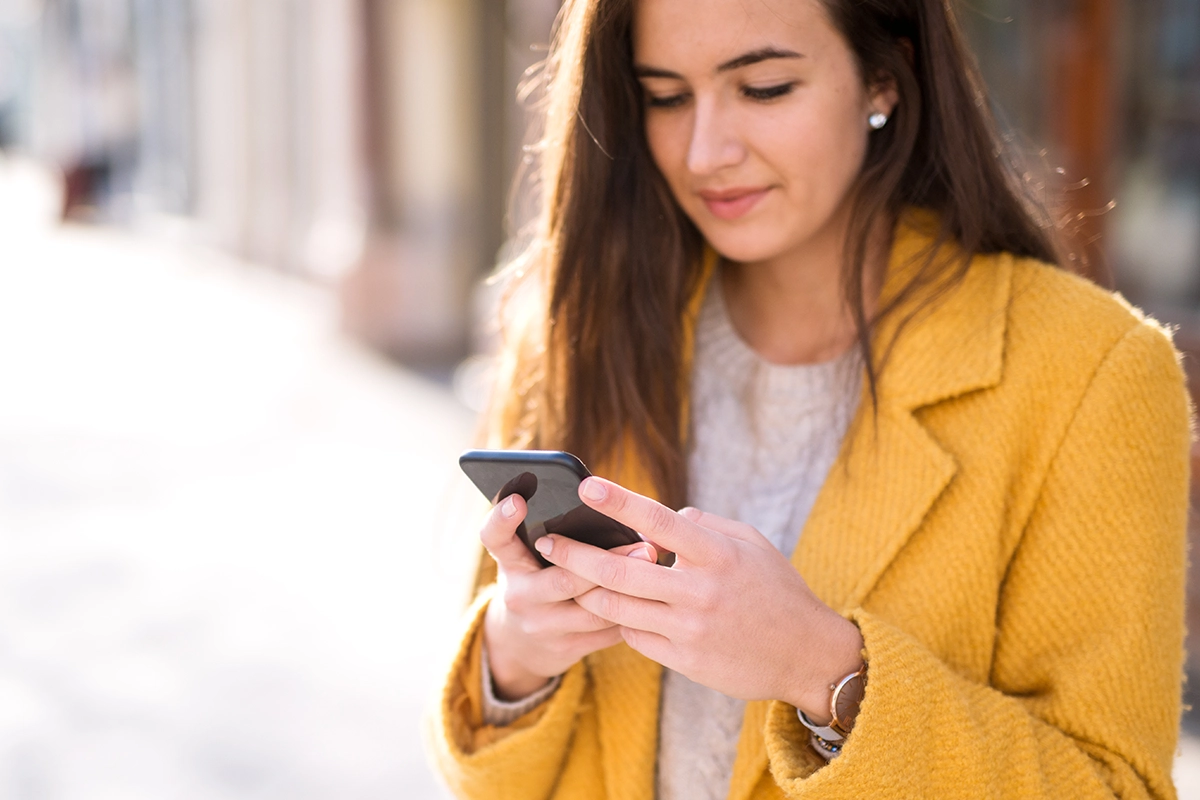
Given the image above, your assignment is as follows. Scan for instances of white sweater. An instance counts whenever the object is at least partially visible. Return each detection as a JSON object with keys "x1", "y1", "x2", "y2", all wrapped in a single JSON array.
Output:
[
  {"x1": 481, "y1": 280, "x2": 862, "y2": 800},
  {"x1": 657, "y1": 280, "x2": 861, "y2": 799}
]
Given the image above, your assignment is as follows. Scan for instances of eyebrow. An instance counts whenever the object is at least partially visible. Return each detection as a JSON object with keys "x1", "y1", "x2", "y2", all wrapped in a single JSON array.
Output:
[{"x1": 633, "y1": 47, "x2": 804, "y2": 80}]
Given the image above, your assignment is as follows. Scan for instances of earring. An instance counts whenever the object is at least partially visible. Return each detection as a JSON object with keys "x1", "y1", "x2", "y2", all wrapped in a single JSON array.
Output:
[{"x1": 869, "y1": 112, "x2": 889, "y2": 130}]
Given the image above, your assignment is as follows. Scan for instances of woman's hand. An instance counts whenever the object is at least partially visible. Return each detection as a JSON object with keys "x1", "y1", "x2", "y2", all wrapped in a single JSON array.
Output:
[
  {"x1": 480, "y1": 493, "x2": 657, "y2": 701},
  {"x1": 533, "y1": 477, "x2": 864, "y2": 723}
]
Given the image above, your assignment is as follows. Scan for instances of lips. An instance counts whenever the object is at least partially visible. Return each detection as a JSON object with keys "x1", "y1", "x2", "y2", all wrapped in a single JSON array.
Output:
[{"x1": 697, "y1": 186, "x2": 771, "y2": 221}]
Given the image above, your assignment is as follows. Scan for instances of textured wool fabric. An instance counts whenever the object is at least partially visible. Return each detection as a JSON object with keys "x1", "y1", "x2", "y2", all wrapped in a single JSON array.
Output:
[
  {"x1": 479, "y1": 642, "x2": 562, "y2": 726},
  {"x1": 658, "y1": 280, "x2": 862, "y2": 799},
  {"x1": 426, "y1": 211, "x2": 1192, "y2": 800}
]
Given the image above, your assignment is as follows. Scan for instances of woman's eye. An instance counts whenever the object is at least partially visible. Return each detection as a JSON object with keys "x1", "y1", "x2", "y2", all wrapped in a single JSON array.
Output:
[
  {"x1": 742, "y1": 83, "x2": 796, "y2": 101},
  {"x1": 645, "y1": 93, "x2": 689, "y2": 109}
]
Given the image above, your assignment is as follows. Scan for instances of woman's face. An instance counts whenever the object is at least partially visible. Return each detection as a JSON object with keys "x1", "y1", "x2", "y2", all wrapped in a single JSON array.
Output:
[{"x1": 633, "y1": 0, "x2": 895, "y2": 266}]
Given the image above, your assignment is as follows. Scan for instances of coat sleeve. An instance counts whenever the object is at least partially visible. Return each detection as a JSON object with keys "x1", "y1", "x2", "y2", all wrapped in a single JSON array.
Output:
[
  {"x1": 424, "y1": 585, "x2": 591, "y2": 800},
  {"x1": 762, "y1": 320, "x2": 1192, "y2": 799}
]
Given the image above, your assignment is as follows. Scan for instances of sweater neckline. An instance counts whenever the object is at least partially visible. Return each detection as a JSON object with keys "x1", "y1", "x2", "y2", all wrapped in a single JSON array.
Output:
[{"x1": 695, "y1": 278, "x2": 862, "y2": 402}]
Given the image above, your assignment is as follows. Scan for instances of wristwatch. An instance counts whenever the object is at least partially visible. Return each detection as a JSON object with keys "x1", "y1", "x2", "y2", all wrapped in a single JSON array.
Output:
[{"x1": 796, "y1": 664, "x2": 866, "y2": 743}]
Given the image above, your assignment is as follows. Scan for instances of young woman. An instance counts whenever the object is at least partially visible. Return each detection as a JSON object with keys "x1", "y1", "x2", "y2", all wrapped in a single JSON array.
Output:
[{"x1": 428, "y1": 0, "x2": 1191, "y2": 797}]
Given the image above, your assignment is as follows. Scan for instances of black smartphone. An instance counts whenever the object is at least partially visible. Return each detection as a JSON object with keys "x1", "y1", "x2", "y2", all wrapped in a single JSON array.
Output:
[{"x1": 458, "y1": 449, "x2": 643, "y2": 566}]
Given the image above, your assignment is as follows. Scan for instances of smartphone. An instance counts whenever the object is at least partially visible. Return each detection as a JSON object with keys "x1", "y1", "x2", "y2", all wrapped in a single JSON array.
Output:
[{"x1": 458, "y1": 449, "x2": 643, "y2": 566}]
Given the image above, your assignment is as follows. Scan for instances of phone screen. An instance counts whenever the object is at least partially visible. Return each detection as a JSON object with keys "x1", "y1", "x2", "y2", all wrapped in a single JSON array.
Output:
[{"x1": 459, "y1": 450, "x2": 642, "y2": 565}]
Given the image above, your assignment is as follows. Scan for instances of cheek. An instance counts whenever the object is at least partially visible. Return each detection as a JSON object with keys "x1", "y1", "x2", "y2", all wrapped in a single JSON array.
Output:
[
  {"x1": 644, "y1": 117, "x2": 688, "y2": 190},
  {"x1": 769, "y1": 99, "x2": 869, "y2": 203}
]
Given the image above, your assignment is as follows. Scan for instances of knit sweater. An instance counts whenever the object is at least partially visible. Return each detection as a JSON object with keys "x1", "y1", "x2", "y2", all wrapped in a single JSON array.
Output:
[
  {"x1": 428, "y1": 210, "x2": 1192, "y2": 800},
  {"x1": 659, "y1": 278, "x2": 861, "y2": 799}
]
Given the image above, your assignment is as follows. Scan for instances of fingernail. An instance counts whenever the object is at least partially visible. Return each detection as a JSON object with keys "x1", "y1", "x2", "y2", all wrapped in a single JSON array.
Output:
[
  {"x1": 581, "y1": 478, "x2": 606, "y2": 502},
  {"x1": 535, "y1": 536, "x2": 553, "y2": 556},
  {"x1": 501, "y1": 496, "x2": 517, "y2": 518},
  {"x1": 680, "y1": 507, "x2": 701, "y2": 521},
  {"x1": 630, "y1": 546, "x2": 654, "y2": 562}
]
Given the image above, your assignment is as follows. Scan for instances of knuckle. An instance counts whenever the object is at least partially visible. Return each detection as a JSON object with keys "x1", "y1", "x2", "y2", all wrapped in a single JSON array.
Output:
[
  {"x1": 692, "y1": 582, "x2": 719, "y2": 613},
  {"x1": 480, "y1": 514, "x2": 520, "y2": 557},
  {"x1": 597, "y1": 555, "x2": 629, "y2": 589},
  {"x1": 678, "y1": 613, "x2": 705, "y2": 644},
  {"x1": 517, "y1": 614, "x2": 539, "y2": 638},
  {"x1": 486, "y1": 502, "x2": 516, "y2": 533},
  {"x1": 550, "y1": 567, "x2": 577, "y2": 598},
  {"x1": 646, "y1": 503, "x2": 675, "y2": 537},
  {"x1": 707, "y1": 541, "x2": 734, "y2": 572},
  {"x1": 596, "y1": 590, "x2": 622, "y2": 622},
  {"x1": 583, "y1": 609, "x2": 610, "y2": 631},
  {"x1": 501, "y1": 581, "x2": 528, "y2": 614}
]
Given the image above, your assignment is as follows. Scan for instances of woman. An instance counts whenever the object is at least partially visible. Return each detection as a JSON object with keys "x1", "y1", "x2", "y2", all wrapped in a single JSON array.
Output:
[{"x1": 428, "y1": 0, "x2": 1192, "y2": 797}]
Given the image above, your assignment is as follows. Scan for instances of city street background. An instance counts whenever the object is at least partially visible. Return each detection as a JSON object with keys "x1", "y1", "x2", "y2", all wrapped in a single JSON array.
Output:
[
  {"x1": 0, "y1": 162, "x2": 478, "y2": 797},
  {"x1": 1, "y1": 0, "x2": 1199, "y2": 797}
]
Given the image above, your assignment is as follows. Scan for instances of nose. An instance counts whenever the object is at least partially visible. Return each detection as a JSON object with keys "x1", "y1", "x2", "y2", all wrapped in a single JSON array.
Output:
[{"x1": 686, "y1": 96, "x2": 746, "y2": 176}]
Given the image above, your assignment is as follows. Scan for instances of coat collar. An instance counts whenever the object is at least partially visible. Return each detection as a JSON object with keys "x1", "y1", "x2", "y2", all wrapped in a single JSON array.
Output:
[
  {"x1": 790, "y1": 208, "x2": 1013, "y2": 611},
  {"x1": 589, "y1": 209, "x2": 1015, "y2": 800},
  {"x1": 870, "y1": 208, "x2": 1011, "y2": 412}
]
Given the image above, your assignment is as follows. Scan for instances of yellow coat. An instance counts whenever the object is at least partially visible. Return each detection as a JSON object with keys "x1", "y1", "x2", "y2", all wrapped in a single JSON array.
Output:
[{"x1": 427, "y1": 213, "x2": 1192, "y2": 799}]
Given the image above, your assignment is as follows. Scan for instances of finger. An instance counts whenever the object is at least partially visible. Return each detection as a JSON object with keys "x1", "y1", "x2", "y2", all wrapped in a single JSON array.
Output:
[
  {"x1": 520, "y1": 542, "x2": 655, "y2": 604},
  {"x1": 522, "y1": 598, "x2": 616, "y2": 636},
  {"x1": 534, "y1": 534, "x2": 674, "y2": 602},
  {"x1": 617, "y1": 626, "x2": 675, "y2": 666},
  {"x1": 562, "y1": 627, "x2": 624, "y2": 657},
  {"x1": 609, "y1": 542, "x2": 659, "y2": 562},
  {"x1": 522, "y1": 565, "x2": 599, "y2": 604},
  {"x1": 678, "y1": 507, "x2": 765, "y2": 544},
  {"x1": 479, "y1": 494, "x2": 542, "y2": 575},
  {"x1": 575, "y1": 587, "x2": 672, "y2": 637},
  {"x1": 578, "y1": 477, "x2": 717, "y2": 565}
]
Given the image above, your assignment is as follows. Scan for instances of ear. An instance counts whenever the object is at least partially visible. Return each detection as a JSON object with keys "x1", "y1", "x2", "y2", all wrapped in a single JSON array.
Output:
[
  {"x1": 866, "y1": 37, "x2": 911, "y2": 121},
  {"x1": 867, "y1": 75, "x2": 900, "y2": 121}
]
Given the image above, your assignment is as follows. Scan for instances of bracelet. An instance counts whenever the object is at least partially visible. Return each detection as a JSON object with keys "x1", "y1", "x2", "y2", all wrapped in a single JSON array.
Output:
[{"x1": 808, "y1": 732, "x2": 844, "y2": 760}]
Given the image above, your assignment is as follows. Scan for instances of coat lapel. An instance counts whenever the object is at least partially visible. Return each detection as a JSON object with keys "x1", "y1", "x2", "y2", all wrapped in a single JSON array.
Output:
[
  {"x1": 729, "y1": 213, "x2": 1014, "y2": 799},
  {"x1": 793, "y1": 213, "x2": 1013, "y2": 611},
  {"x1": 792, "y1": 401, "x2": 958, "y2": 611}
]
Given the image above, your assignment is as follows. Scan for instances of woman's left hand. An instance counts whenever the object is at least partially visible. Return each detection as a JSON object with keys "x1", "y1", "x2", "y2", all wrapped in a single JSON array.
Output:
[{"x1": 533, "y1": 476, "x2": 864, "y2": 723}]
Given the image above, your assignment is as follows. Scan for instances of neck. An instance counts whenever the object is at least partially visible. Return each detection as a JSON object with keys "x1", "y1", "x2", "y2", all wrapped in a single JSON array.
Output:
[{"x1": 720, "y1": 210, "x2": 891, "y2": 365}]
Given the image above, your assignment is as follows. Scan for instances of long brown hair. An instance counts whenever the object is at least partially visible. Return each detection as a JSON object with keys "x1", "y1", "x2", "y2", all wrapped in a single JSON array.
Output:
[{"x1": 490, "y1": 0, "x2": 1062, "y2": 508}]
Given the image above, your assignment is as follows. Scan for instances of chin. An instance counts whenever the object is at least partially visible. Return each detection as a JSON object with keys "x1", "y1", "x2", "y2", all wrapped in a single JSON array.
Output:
[{"x1": 696, "y1": 225, "x2": 790, "y2": 266}]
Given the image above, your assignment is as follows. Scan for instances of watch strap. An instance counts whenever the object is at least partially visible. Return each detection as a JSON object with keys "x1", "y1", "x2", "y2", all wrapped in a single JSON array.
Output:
[{"x1": 796, "y1": 708, "x2": 845, "y2": 742}]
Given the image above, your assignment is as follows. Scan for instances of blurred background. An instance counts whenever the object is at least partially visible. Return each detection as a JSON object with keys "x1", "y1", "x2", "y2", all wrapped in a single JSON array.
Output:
[{"x1": 0, "y1": 0, "x2": 1198, "y2": 797}]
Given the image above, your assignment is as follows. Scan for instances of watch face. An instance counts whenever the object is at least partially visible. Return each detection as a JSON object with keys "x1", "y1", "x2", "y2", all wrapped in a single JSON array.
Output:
[{"x1": 832, "y1": 673, "x2": 866, "y2": 733}]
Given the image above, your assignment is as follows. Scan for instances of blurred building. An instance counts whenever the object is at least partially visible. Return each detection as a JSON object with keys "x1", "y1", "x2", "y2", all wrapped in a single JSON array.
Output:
[
  {"x1": 0, "y1": 0, "x2": 562, "y2": 365},
  {"x1": 2, "y1": 1, "x2": 1197, "y2": 354},
  {"x1": 960, "y1": 0, "x2": 1200, "y2": 303}
]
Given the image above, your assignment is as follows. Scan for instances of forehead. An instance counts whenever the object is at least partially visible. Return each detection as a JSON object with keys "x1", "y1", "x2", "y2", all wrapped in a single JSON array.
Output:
[{"x1": 632, "y1": 0, "x2": 838, "y2": 67}]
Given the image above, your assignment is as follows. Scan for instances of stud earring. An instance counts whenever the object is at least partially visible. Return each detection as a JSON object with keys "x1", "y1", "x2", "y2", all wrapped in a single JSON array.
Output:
[{"x1": 869, "y1": 112, "x2": 888, "y2": 130}]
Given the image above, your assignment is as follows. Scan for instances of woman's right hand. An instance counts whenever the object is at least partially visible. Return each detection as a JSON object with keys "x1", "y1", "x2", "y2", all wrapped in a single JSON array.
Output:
[{"x1": 481, "y1": 493, "x2": 657, "y2": 700}]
